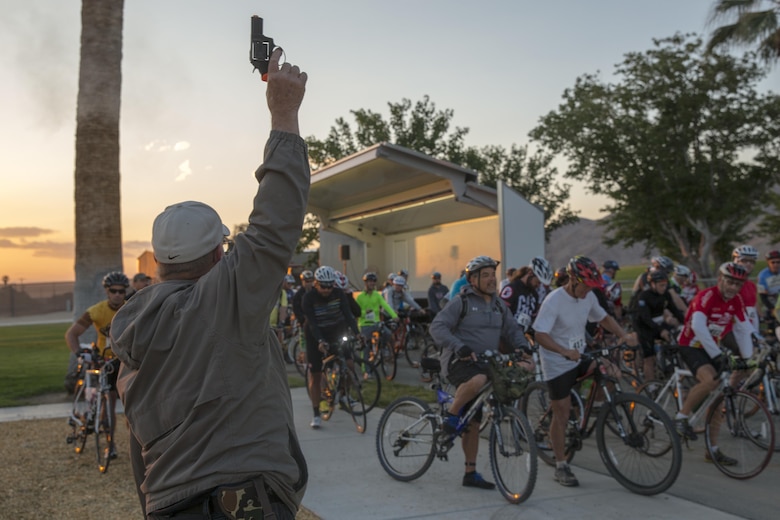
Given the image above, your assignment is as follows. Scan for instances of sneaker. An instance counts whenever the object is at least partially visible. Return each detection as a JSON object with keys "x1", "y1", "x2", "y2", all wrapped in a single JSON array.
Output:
[
  {"x1": 441, "y1": 413, "x2": 459, "y2": 436},
  {"x1": 462, "y1": 471, "x2": 495, "y2": 489},
  {"x1": 705, "y1": 449, "x2": 737, "y2": 466},
  {"x1": 310, "y1": 416, "x2": 322, "y2": 429},
  {"x1": 675, "y1": 418, "x2": 698, "y2": 441},
  {"x1": 554, "y1": 465, "x2": 579, "y2": 487}
]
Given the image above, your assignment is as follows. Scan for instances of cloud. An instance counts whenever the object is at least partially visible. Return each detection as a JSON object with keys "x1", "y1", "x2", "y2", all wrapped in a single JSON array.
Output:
[
  {"x1": 0, "y1": 227, "x2": 55, "y2": 238},
  {"x1": 175, "y1": 160, "x2": 192, "y2": 182},
  {"x1": 143, "y1": 139, "x2": 191, "y2": 152},
  {"x1": 0, "y1": 239, "x2": 73, "y2": 258},
  {"x1": 173, "y1": 141, "x2": 191, "y2": 151}
]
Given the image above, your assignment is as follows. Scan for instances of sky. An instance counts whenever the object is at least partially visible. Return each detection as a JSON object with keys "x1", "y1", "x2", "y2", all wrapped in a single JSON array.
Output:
[{"x1": 1, "y1": 0, "x2": 778, "y2": 283}]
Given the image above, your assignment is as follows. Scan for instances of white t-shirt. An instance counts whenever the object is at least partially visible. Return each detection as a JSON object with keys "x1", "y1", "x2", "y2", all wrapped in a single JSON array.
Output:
[{"x1": 532, "y1": 287, "x2": 607, "y2": 381}]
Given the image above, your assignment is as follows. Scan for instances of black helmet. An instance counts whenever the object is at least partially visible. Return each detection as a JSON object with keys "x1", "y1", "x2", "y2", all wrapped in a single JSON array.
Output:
[
  {"x1": 362, "y1": 272, "x2": 378, "y2": 282},
  {"x1": 300, "y1": 270, "x2": 314, "y2": 282},
  {"x1": 102, "y1": 272, "x2": 129, "y2": 288},
  {"x1": 648, "y1": 269, "x2": 668, "y2": 283}
]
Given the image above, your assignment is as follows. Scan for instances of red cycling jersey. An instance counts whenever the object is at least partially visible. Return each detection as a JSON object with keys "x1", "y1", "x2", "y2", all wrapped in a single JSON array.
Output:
[{"x1": 678, "y1": 285, "x2": 747, "y2": 349}]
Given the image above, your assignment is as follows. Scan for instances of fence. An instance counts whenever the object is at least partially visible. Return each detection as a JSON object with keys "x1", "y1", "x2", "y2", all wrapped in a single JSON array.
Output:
[{"x1": 0, "y1": 282, "x2": 74, "y2": 317}]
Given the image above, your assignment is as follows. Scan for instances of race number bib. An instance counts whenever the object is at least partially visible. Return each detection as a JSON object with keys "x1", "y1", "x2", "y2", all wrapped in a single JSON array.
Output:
[
  {"x1": 516, "y1": 313, "x2": 531, "y2": 329},
  {"x1": 569, "y1": 336, "x2": 586, "y2": 352},
  {"x1": 365, "y1": 310, "x2": 376, "y2": 322},
  {"x1": 708, "y1": 323, "x2": 725, "y2": 339}
]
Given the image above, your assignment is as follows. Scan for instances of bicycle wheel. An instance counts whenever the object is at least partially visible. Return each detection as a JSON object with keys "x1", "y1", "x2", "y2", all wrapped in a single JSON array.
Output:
[
  {"x1": 596, "y1": 392, "x2": 681, "y2": 495},
  {"x1": 341, "y1": 366, "x2": 367, "y2": 434},
  {"x1": 520, "y1": 381, "x2": 577, "y2": 466},
  {"x1": 489, "y1": 406, "x2": 538, "y2": 505},
  {"x1": 68, "y1": 383, "x2": 89, "y2": 455},
  {"x1": 404, "y1": 327, "x2": 424, "y2": 368},
  {"x1": 747, "y1": 375, "x2": 780, "y2": 452},
  {"x1": 292, "y1": 336, "x2": 307, "y2": 377},
  {"x1": 375, "y1": 397, "x2": 437, "y2": 481},
  {"x1": 95, "y1": 393, "x2": 113, "y2": 473},
  {"x1": 381, "y1": 337, "x2": 397, "y2": 381},
  {"x1": 704, "y1": 390, "x2": 775, "y2": 479},
  {"x1": 354, "y1": 359, "x2": 381, "y2": 415}
]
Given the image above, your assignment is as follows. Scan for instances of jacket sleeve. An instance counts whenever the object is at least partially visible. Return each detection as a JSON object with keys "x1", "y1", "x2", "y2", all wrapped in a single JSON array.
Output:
[
  {"x1": 378, "y1": 295, "x2": 398, "y2": 319},
  {"x1": 500, "y1": 302, "x2": 531, "y2": 353}
]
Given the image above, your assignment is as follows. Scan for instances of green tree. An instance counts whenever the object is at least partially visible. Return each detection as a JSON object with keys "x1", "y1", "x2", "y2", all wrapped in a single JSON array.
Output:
[
  {"x1": 306, "y1": 95, "x2": 577, "y2": 238},
  {"x1": 73, "y1": 0, "x2": 124, "y2": 323},
  {"x1": 531, "y1": 34, "x2": 780, "y2": 277},
  {"x1": 706, "y1": 0, "x2": 780, "y2": 63}
]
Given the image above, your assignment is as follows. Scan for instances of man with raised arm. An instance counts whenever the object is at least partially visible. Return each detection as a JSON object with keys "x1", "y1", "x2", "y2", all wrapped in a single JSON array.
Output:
[{"x1": 110, "y1": 49, "x2": 309, "y2": 519}]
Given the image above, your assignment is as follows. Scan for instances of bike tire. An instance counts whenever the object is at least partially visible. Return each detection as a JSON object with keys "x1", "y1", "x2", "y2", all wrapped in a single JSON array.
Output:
[
  {"x1": 292, "y1": 336, "x2": 307, "y2": 377},
  {"x1": 354, "y1": 359, "x2": 381, "y2": 415},
  {"x1": 489, "y1": 406, "x2": 538, "y2": 505},
  {"x1": 704, "y1": 390, "x2": 775, "y2": 479},
  {"x1": 375, "y1": 397, "x2": 437, "y2": 481},
  {"x1": 69, "y1": 383, "x2": 89, "y2": 455},
  {"x1": 596, "y1": 392, "x2": 681, "y2": 495},
  {"x1": 520, "y1": 381, "x2": 578, "y2": 466},
  {"x1": 95, "y1": 392, "x2": 113, "y2": 473},
  {"x1": 341, "y1": 366, "x2": 367, "y2": 434},
  {"x1": 746, "y1": 374, "x2": 780, "y2": 452},
  {"x1": 403, "y1": 327, "x2": 424, "y2": 369},
  {"x1": 381, "y1": 337, "x2": 397, "y2": 381}
]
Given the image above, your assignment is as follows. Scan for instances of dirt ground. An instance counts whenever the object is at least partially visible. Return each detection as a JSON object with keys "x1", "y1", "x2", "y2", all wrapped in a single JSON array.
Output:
[{"x1": 0, "y1": 411, "x2": 319, "y2": 520}]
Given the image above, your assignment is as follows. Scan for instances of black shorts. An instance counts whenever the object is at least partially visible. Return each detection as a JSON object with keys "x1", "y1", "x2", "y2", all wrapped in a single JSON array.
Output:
[
  {"x1": 636, "y1": 323, "x2": 674, "y2": 358},
  {"x1": 305, "y1": 331, "x2": 352, "y2": 373},
  {"x1": 546, "y1": 360, "x2": 591, "y2": 401},
  {"x1": 447, "y1": 358, "x2": 488, "y2": 387},
  {"x1": 678, "y1": 346, "x2": 717, "y2": 377}
]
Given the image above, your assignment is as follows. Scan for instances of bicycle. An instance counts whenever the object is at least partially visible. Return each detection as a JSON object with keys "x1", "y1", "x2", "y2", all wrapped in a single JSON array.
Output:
[
  {"x1": 376, "y1": 352, "x2": 538, "y2": 505},
  {"x1": 740, "y1": 338, "x2": 780, "y2": 452},
  {"x1": 307, "y1": 335, "x2": 367, "y2": 433},
  {"x1": 66, "y1": 344, "x2": 118, "y2": 473},
  {"x1": 638, "y1": 346, "x2": 775, "y2": 479},
  {"x1": 521, "y1": 344, "x2": 682, "y2": 496},
  {"x1": 381, "y1": 311, "x2": 425, "y2": 381}
]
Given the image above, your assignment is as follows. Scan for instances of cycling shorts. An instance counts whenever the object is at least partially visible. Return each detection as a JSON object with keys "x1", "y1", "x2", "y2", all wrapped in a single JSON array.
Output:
[{"x1": 546, "y1": 359, "x2": 592, "y2": 401}]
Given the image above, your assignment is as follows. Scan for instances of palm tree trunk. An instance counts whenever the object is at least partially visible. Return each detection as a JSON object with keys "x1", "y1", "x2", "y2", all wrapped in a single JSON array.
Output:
[{"x1": 73, "y1": 0, "x2": 124, "y2": 327}]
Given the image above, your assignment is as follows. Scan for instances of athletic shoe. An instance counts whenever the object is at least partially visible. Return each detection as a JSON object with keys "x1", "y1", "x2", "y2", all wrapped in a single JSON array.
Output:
[
  {"x1": 705, "y1": 449, "x2": 737, "y2": 466},
  {"x1": 462, "y1": 471, "x2": 495, "y2": 489},
  {"x1": 554, "y1": 465, "x2": 579, "y2": 487},
  {"x1": 310, "y1": 416, "x2": 322, "y2": 429},
  {"x1": 675, "y1": 418, "x2": 698, "y2": 441}
]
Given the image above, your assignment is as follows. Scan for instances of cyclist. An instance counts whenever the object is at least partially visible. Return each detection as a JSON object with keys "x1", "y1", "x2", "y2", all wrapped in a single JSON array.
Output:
[
  {"x1": 65, "y1": 271, "x2": 128, "y2": 459},
  {"x1": 732, "y1": 245, "x2": 760, "y2": 333},
  {"x1": 532, "y1": 256, "x2": 554, "y2": 306},
  {"x1": 757, "y1": 250, "x2": 780, "y2": 325},
  {"x1": 499, "y1": 257, "x2": 552, "y2": 332},
  {"x1": 292, "y1": 270, "x2": 314, "y2": 326},
  {"x1": 383, "y1": 275, "x2": 423, "y2": 314},
  {"x1": 429, "y1": 255, "x2": 533, "y2": 490},
  {"x1": 427, "y1": 272, "x2": 450, "y2": 316},
  {"x1": 601, "y1": 260, "x2": 623, "y2": 321},
  {"x1": 675, "y1": 262, "x2": 754, "y2": 465},
  {"x1": 532, "y1": 256, "x2": 637, "y2": 487},
  {"x1": 302, "y1": 265, "x2": 361, "y2": 429},
  {"x1": 601, "y1": 260, "x2": 619, "y2": 285},
  {"x1": 669, "y1": 264, "x2": 699, "y2": 305},
  {"x1": 356, "y1": 272, "x2": 398, "y2": 341},
  {"x1": 553, "y1": 266, "x2": 568, "y2": 288},
  {"x1": 335, "y1": 270, "x2": 361, "y2": 318},
  {"x1": 633, "y1": 255, "x2": 674, "y2": 293},
  {"x1": 632, "y1": 269, "x2": 685, "y2": 381}
]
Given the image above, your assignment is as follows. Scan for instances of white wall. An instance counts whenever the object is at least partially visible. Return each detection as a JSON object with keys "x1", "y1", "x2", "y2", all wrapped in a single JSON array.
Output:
[{"x1": 499, "y1": 180, "x2": 545, "y2": 272}]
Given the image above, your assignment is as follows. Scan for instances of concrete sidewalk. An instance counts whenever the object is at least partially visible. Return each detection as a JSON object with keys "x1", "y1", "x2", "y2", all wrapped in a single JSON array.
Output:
[{"x1": 0, "y1": 388, "x2": 743, "y2": 519}]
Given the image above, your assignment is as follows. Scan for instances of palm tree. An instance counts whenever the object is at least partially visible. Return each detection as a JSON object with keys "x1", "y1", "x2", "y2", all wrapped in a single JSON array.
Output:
[
  {"x1": 73, "y1": 0, "x2": 124, "y2": 322},
  {"x1": 706, "y1": 0, "x2": 780, "y2": 63}
]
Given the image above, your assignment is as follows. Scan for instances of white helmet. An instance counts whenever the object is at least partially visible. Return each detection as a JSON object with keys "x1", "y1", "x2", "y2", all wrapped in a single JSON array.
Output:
[
  {"x1": 465, "y1": 255, "x2": 499, "y2": 276},
  {"x1": 732, "y1": 245, "x2": 759, "y2": 261},
  {"x1": 334, "y1": 271, "x2": 349, "y2": 290},
  {"x1": 530, "y1": 257, "x2": 553, "y2": 285},
  {"x1": 392, "y1": 276, "x2": 406, "y2": 286},
  {"x1": 314, "y1": 265, "x2": 336, "y2": 284},
  {"x1": 674, "y1": 265, "x2": 691, "y2": 277}
]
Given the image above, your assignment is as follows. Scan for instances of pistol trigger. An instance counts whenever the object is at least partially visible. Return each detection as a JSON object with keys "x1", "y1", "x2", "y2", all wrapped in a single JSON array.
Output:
[{"x1": 261, "y1": 73, "x2": 268, "y2": 82}]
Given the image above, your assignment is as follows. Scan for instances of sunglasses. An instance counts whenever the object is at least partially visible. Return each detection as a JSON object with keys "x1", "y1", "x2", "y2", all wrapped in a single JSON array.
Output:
[
  {"x1": 108, "y1": 288, "x2": 126, "y2": 295},
  {"x1": 318, "y1": 283, "x2": 334, "y2": 289}
]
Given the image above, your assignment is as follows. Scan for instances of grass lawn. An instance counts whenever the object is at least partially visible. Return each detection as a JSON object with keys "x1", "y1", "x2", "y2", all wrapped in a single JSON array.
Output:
[{"x1": 0, "y1": 323, "x2": 71, "y2": 407}]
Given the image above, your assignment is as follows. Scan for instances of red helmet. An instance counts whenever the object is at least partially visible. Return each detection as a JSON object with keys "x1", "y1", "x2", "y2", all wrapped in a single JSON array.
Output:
[
  {"x1": 718, "y1": 262, "x2": 748, "y2": 282},
  {"x1": 766, "y1": 250, "x2": 780, "y2": 261},
  {"x1": 567, "y1": 256, "x2": 603, "y2": 289}
]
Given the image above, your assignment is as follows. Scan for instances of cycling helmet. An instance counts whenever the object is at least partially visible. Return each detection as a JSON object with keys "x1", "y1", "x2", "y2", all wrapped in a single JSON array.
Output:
[
  {"x1": 651, "y1": 256, "x2": 674, "y2": 272},
  {"x1": 530, "y1": 257, "x2": 553, "y2": 285},
  {"x1": 554, "y1": 267, "x2": 569, "y2": 288},
  {"x1": 648, "y1": 269, "x2": 668, "y2": 283},
  {"x1": 732, "y1": 245, "x2": 758, "y2": 261},
  {"x1": 362, "y1": 272, "x2": 378, "y2": 282},
  {"x1": 300, "y1": 270, "x2": 314, "y2": 282},
  {"x1": 392, "y1": 276, "x2": 406, "y2": 286},
  {"x1": 603, "y1": 260, "x2": 620, "y2": 271},
  {"x1": 397, "y1": 269, "x2": 409, "y2": 278},
  {"x1": 766, "y1": 250, "x2": 780, "y2": 261},
  {"x1": 314, "y1": 265, "x2": 336, "y2": 284},
  {"x1": 283, "y1": 274, "x2": 295, "y2": 284},
  {"x1": 431, "y1": 271, "x2": 441, "y2": 279},
  {"x1": 334, "y1": 271, "x2": 349, "y2": 290},
  {"x1": 567, "y1": 256, "x2": 603, "y2": 288},
  {"x1": 719, "y1": 262, "x2": 748, "y2": 281},
  {"x1": 102, "y1": 272, "x2": 129, "y2": 288},
  {"x1": 673, "y1": 265, "x2": 691, "y2": 277},
  {"x1": 465, "y1": 255, "x2": 499, "y2": 276},
  {"x1": 387, "y1": 272, "x2": 396, "y2": 281}
]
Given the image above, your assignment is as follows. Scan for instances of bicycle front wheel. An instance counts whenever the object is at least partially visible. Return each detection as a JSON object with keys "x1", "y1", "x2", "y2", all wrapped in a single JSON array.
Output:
[
  {"x1": 341, "y1": 366, "x2": 367, "y2": 434},
  {"x1": 68, "y1": 384, "x2": 89, "y2": 455},
  {"x1": 95, "y1": 393, "x2": 113, "y2": 473},
  {"x1": 375, "y1": 397, "x2": 437, "y2": 481},
  {"x1": 521, "y1": 381, "x2": 578, "y2": 466},
  {"x1": 381, "y1": 337, "x2": 397, "y2": 381},
  {"x1": 596, "y1": 393, "x2": 681, "y2": 495},
  {"x1": 489, "y1": 406, "x2": 537, "y2": 504},
  {"x1": 354, "y1": 359, "x2": 381, "y2": 415},
  {"x1": 704, "y1": 390, "x2": 775, "y2": 479},
  {"x1": 292, "y1": 336, "x2": 307, "y2": 377}
]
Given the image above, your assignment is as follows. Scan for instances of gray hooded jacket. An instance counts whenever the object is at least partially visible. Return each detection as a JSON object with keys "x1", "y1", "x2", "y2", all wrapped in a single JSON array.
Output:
[{"x1": 111, "y1": 132, "x2": 309, "y2": 514}]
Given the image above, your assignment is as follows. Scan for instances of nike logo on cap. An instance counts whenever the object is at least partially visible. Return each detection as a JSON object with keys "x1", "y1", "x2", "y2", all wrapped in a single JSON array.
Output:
[{"x1": 168, "y1": 255, "x2": 180, "y2": 260}]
